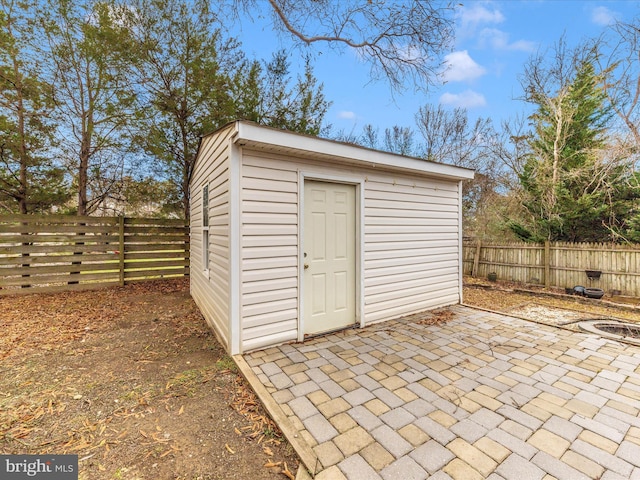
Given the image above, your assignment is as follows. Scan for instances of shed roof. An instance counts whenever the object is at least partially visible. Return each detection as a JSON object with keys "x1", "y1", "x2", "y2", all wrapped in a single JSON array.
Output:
[{"x1": 202, "y1": 121, "x2": 475, "y2": 181}]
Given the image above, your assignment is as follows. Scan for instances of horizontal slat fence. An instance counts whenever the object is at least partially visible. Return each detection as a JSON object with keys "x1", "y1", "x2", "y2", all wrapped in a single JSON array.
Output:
[
  {"x1": 464, "y1": 240, "x2": 640, "y2": 297},
  {"x1": 0, "y1": 214, "x2": 189, "y2": 295}
]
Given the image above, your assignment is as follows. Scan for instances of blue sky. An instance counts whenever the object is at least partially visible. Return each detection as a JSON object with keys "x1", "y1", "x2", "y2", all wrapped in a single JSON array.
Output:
[{"x1": 233, "y1": 1, "x2": 640, "y2": 135}]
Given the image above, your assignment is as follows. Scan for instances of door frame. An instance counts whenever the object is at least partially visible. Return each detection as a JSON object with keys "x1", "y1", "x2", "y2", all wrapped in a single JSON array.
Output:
[{"x1": 298, "y1": 172, "x2": 364, "y2": 341}]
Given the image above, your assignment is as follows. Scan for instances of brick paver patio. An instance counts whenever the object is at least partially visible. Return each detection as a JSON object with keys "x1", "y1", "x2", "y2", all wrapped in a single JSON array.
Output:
[{"x1": 239, "y1": 306, "x2": 640, "y2": 479}]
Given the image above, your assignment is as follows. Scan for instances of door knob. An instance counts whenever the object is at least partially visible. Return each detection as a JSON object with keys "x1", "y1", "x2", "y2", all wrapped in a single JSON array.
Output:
[{"x1": 304, "y1": 264, "x2": 309, "y2": 269}]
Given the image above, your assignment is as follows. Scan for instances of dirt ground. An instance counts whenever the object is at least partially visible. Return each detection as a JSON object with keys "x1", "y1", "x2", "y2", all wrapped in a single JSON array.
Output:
[
  {"x1": 0, "y1": 278, "x2": 298, "y2": 480},
  {"x1": 464, "y1": 277, "x2": 640, "y2": 323},
  {"x1": 2, "y1": 277, "x2": 639, "y2": 480}
]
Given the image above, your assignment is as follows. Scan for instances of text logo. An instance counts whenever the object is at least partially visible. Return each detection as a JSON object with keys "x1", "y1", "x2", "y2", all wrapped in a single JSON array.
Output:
[{"x1": 1, "y1": 456, "x2": 78, "y2": 479}]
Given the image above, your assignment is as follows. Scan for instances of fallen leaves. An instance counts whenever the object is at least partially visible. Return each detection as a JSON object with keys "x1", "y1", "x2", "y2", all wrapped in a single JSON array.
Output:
[
  {"x1": 263, "y1": 460, "x2": 295, "y2": 479},
  {"x1": 417, "y1": 308, "x2": 455, "y2": 326},
  {"x1": 282, "y1": 462, "x2": 295, "y2": 480},
  {"x1": 230, "y1": 373, "x2": 298, "y2": 477},
  {"x1": 0, "y1": 278, "x2": 299, "y2": 479},
  {"x1": 230, "y1": 375, "x2": 283, "y2": 444},
  {"x1": 0, "y1": 391, "x2": 68, "y2": 446},
  {"x1": 0, "y1": 278, "x2": 192, "y2": 360}
]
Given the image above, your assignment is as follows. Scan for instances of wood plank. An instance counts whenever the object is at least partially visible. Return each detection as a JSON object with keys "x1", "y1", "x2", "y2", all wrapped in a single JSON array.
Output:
[
  {"x1": 1, "y1": 261, "x2": 119, "y2": 276},
  {"x1": 0, "y1": 214, "x2": 118, "y2": 225},
  {"x1": 0, "y1": 271, "x2": 119, "y2": 287},
  {"x1": 124, "y1": 251, "x2": 188, "y2": 260},
  {"x1": 124, "y1": 234, "x2": 189, "y2": 243},
  {"x1": 124, "y1": 217, "x2": 186, "y2": 226},
  {"x1": 124, "y1": 226, "x2": 188, "y2": 235},
  {"x1": 472, "y1": 241, "x2": 481, "y2": 277},
  {"x1": 124, "y1": 259, "x2": 189, "y2": 270},
  {"x1": 0, "y1": 253, "x2": 118, "y2": 265},
  {"x1": 124, "y1": 243, "x2": 189, "y2": 252},
  {"x1": 1, "y1": 224, "x2": 118, "y2": 234},
  {"x1": 0, "y1": 281, "x2": 121, "y2": 296},
  {"x1": 544, "y1": 240, "x2": 550, "y2": 288},
  {"x1": 118, "y1": 216, "x2": 125, "y2": 286},
  {"x1": 123, "y1": 267, "x2": 189, "y2": 279},
  {"x1": 0, "y1": 243, "x2": 118, "y2": 255},
  {"x1": 0, "y1": 234, "x2": 119, "y2": 244}
]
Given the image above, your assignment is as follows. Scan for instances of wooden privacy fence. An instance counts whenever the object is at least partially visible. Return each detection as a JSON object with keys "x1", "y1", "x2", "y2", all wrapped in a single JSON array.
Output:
[
  {"x1": 464, "y1": 240, "x2": 640, "y2": 297},
  {"x1": 0, "y1": 214, "x2": 189, "y2": 295}
]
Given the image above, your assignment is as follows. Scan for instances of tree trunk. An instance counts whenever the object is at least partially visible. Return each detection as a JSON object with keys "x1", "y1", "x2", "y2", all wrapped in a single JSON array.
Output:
[
  {"x1": 14, "y1": 55, "x2": 28, "y2": 215},
  {"x1": 78, "y1": 108, "x2": 93, "y2": 216},
  {"x1": 77, "y1": 170, "x2": 88, "y2": 216},
  {"x1": 181, "y1": 106, "x2": 191, "y2": 222},
  {"x1": 78, "y1": 147, "x2": 89, "y2": 216},
  {"x1": 73, "y1": 114, "x2": 92, "y2": 283},
  {"x1": 74, "y1": 142, "x2": 89, "y2": 283},
  {"x1": 13, "y1": 55, "x2": 31, "y2": 286}
]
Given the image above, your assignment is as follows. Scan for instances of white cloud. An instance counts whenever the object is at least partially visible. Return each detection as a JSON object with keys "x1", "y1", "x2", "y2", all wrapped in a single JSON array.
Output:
[
  {"x1": 441, "y1": 51, "x2": 486, "y2": 83},
  {"x1": 479, "y1": 28, "x2": 536, "y2": 52},
  {"x1": 439, "y1": 90, "x2": 487, "y2": 108},
  {"x1": 337, "y1": 111, "x2": 356, "y2": 120},
  {"x1": 457, "y1": 3, "x2": 504, "y2": 36},
  {"x1": 591, "y1": 6, "x2": 618, "y2": 26},
  {"x1": 399, "y1": 44, "x2": 421, "y2": 61}
]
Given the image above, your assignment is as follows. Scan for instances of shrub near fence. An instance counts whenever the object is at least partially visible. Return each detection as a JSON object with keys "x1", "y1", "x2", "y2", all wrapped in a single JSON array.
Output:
[
  {"x1": 0, "y1": 214, "x2": 189, "y2": 295},
  {"x1": 463, "y1": 240, "x2": 640, "y2": 297}
]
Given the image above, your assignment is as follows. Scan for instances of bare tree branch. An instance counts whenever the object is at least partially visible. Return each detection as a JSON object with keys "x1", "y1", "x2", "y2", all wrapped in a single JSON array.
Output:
[
  {"x1": 600, "y1": 19, "x2": 640, "y2": 152},
  {"x1": 233, "y1": 0, "x2": 455, "y2": 92}
]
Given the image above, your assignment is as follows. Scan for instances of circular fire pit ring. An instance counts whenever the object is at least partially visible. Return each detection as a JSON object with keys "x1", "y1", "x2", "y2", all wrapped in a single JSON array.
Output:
[{"x1": 578, "y1": 320, "x2": 640, "y2": 346}]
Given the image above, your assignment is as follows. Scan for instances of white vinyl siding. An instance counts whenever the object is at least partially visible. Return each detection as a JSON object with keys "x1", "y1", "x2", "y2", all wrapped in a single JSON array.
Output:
[
  {"x1": 191, "y1": 121, "x2": 472, "y2": 354},
  {"x1": 202, "y1": 184, "x2": 209, "y2": 274},
  {"x1": 240, "y1": 155, "x2": 299, "y2": 351},
  {"x1": 364, "y1": 174, "x2": 460, "y2": 322},
  {"x1": 237, "y1": 151, "x2": 462, "y2": 350},
  {"x1": 190, "y1": 128, "x2": 232, "y2": 350}
]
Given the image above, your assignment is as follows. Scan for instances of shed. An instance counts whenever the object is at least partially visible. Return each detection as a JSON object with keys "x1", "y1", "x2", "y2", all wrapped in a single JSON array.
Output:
[{"x1": 190, "y1": 121, "x2": 474, "y2": 355}]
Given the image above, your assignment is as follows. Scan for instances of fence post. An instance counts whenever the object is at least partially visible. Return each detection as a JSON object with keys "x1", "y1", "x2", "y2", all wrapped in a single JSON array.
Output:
[
  {"x1": 21, "y1": 217, "x2": 31, "y2": 288},
  {"x1": 69, "y1": 219, "x2": 85, "y2": 285},
  {"x1": 118, "y1": 216, "x2": 125, "y2": 286},
  {"x1": 544, "y1": 240, "x2": 550, "y2": 288},
  {"x1": 472, "y1": 240, "x2": 482, "y2": 277}
]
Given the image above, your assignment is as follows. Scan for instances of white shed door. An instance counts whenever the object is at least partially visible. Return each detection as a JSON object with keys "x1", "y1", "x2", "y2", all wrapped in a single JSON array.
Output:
[{"x1": 303, "y1": 181, "x2": 356, "y2": 335}]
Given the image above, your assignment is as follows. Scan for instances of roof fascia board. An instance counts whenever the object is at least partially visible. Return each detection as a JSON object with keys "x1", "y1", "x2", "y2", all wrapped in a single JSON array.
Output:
[{"x1": 234, "y1": 121, "x2": 474, "y2": 181}]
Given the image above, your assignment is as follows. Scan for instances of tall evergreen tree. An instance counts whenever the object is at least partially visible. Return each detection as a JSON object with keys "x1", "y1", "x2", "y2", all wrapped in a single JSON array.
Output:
[
  {"x1": 129, "y1": 1, "x2": 331, "y2": 221},
  {"x1": 515, "y1": 46, "x2": 639, "y2": 242},
  {"x1": 0, "y1": 0, "x2": 68, "y2": 213},
  {"x1": 232, "y1": 51, "x2": 329, "y2": 136},
  {"x1": 127, "y1": 0, "x2": 240, "y2": 221},
  {"x1": 41, "y1": 0, "x2": 137, "y2": 216}
]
